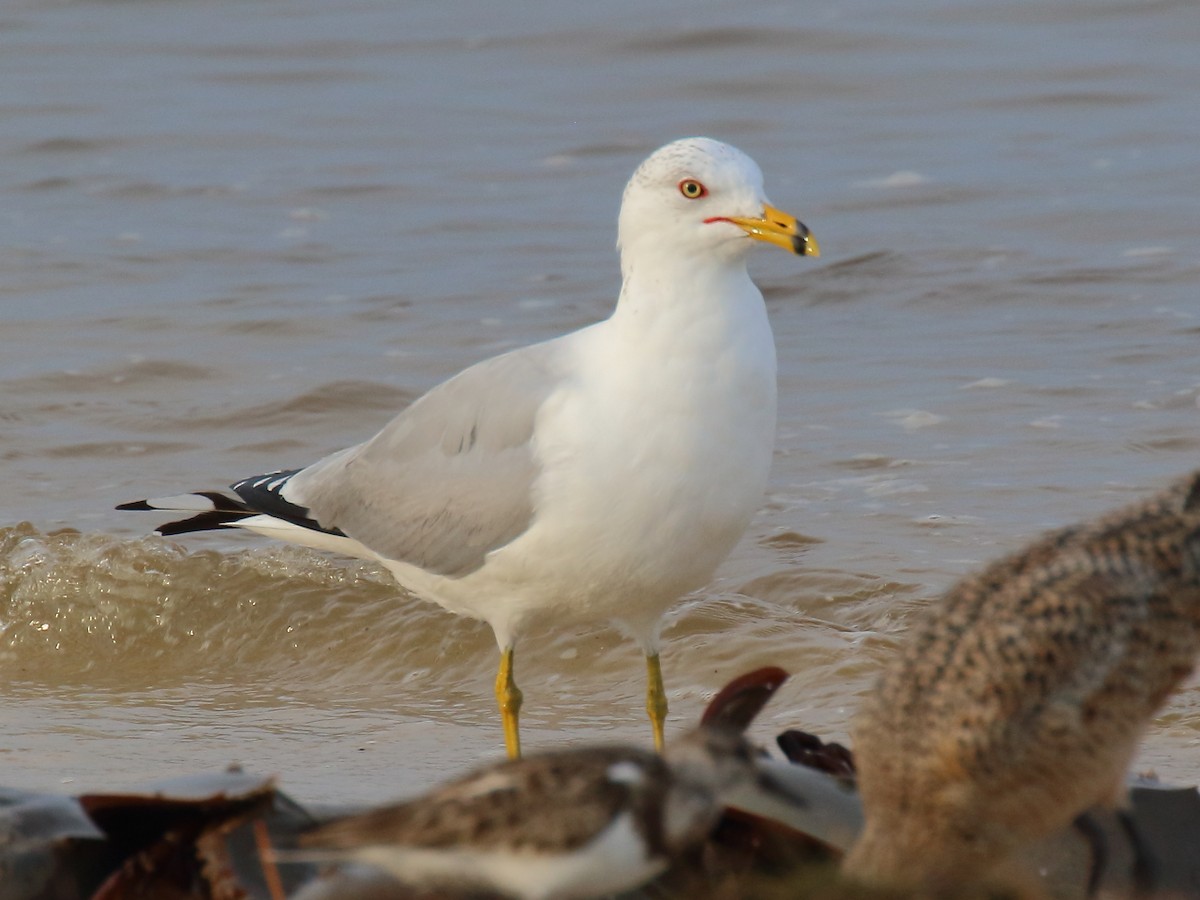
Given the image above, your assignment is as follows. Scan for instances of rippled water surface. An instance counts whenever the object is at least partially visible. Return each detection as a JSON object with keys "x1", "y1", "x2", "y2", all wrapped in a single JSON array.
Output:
[{"x1": 2, "y1": 0, "x2": 1198, "y2": 801}]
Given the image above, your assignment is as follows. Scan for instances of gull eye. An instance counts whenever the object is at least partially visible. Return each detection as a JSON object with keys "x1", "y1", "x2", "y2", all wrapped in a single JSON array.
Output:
[{"x1": 678, "y1": 179, "x2": 707, "y2": 199}]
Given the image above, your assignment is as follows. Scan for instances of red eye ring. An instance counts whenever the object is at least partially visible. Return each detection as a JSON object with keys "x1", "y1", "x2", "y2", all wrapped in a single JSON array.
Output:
[{"x1": 678, "y1": 179, "x2": 708, "y2": 199}]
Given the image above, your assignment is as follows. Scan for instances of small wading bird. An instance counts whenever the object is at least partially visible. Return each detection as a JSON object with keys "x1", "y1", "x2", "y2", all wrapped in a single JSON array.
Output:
[
  {"x1": 119, "y1": 137, "x2": 819, "y2": 758},
  {"x1": 284, "y1": 668, "x2": 801, "y2": 900},
  {"x1": 843, "y1": 470, "x2": 1200, "y2": 893}
]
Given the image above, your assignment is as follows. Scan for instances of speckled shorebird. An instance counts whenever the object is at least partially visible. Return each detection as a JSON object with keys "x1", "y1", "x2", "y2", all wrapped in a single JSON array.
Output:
[
  {"x1": 118, "y1": 137, "x2": 819, "y2": 759},
  {"x1": 842, "y1": 470, "x2": 1200, "y2": 891},
  {"x1": 288, "y1": 668, "x2": 799, "y2": 900}
]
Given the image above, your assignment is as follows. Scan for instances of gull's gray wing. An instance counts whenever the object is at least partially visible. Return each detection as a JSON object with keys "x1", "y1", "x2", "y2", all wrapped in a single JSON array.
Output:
[{"x1": 275, "y1": 340, "x2": 567, "y2": 577}]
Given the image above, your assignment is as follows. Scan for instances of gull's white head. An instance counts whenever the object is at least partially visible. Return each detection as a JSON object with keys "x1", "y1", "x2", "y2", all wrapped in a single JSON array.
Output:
[{"x1": 617, "y1": 137, "x2": 818, "y2": 277}]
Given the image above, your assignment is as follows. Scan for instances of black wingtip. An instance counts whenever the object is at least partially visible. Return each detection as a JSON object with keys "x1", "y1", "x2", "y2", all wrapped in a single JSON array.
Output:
[
  {"x1": 116, "y1": 500, "x2": 154, "y2": 511},
  {"x1": 232, "y1": 470, "x2": 345, "y2": 537},
  {"x1": 154, "y1": 510, "x2": 249, "y2": 536}
]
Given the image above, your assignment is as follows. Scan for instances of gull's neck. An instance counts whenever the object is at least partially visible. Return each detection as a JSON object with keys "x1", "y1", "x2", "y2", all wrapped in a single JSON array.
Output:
[{"x1": 610, "y1": 252, "x2": 760, "y2": 329}]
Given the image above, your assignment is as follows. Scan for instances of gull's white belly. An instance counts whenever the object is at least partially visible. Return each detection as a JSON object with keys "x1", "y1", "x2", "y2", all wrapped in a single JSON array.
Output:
[{"x1": 387, "y1": 303, "x2": 778, "y2": 644}]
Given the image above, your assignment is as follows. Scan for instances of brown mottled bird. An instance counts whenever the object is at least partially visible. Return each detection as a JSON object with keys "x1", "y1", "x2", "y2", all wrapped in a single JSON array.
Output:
[
  {"x1": 843, "y1": 470, "x2": 1200, "y2": 891},
  {"x1": 287, "y1": 668, "x2": 808, "y2": 900}
]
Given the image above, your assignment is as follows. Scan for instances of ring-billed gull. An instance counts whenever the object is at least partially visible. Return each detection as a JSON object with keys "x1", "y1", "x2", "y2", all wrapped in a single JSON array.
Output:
[{"x1": 119, "y1": 137, "x2": 819, "y2": 758}]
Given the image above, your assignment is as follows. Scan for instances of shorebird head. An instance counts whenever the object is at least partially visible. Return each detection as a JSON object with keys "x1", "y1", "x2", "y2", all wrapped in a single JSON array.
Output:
[
  {"x1": 656, "y1": 667, "x2": 793, "y2": 849},
  {"x1": 659, "y1": 724, "x2": 759, "y2": 849},
  {"x1": 617, "y1": 137, "x2": 818, "y2": 275}
]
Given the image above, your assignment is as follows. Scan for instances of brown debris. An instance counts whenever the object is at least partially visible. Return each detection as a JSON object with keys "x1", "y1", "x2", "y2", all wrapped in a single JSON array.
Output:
[
  {"x1": 3, "y1": 745, "x2": 1200, "y2": 898},
  {"x1": 777, "y1": 730, "x2": 857, "y2": 785},
  {"x1": 4, "y1": 661, "x2": 1200, "y2": 899}
]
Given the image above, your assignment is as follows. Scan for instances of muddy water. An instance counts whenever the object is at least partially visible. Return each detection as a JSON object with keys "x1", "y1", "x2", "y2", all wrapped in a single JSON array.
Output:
[{"x1": 2, "y1": 0, "x2": 1198, "y2": 802}]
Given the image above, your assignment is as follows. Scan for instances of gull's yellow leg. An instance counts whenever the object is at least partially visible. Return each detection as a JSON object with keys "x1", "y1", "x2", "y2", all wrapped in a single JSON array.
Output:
[
  {"x1": 645, "y1": 651, "x2": 668, "y2": 752},
  {"x1": 495, "y1": 647, "x2": 523, "y2": 759}
]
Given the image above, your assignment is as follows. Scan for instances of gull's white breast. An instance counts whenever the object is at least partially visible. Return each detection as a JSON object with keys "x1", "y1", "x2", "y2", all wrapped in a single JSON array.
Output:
[{"x1": 405, "y1": 264, "x2": 777, "y2": 641}]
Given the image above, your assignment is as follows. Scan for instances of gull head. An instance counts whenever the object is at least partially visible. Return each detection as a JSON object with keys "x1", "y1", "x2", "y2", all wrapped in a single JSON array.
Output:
[{"x1": 617, "y1": 137, "x2": 818, "y2": 275}]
